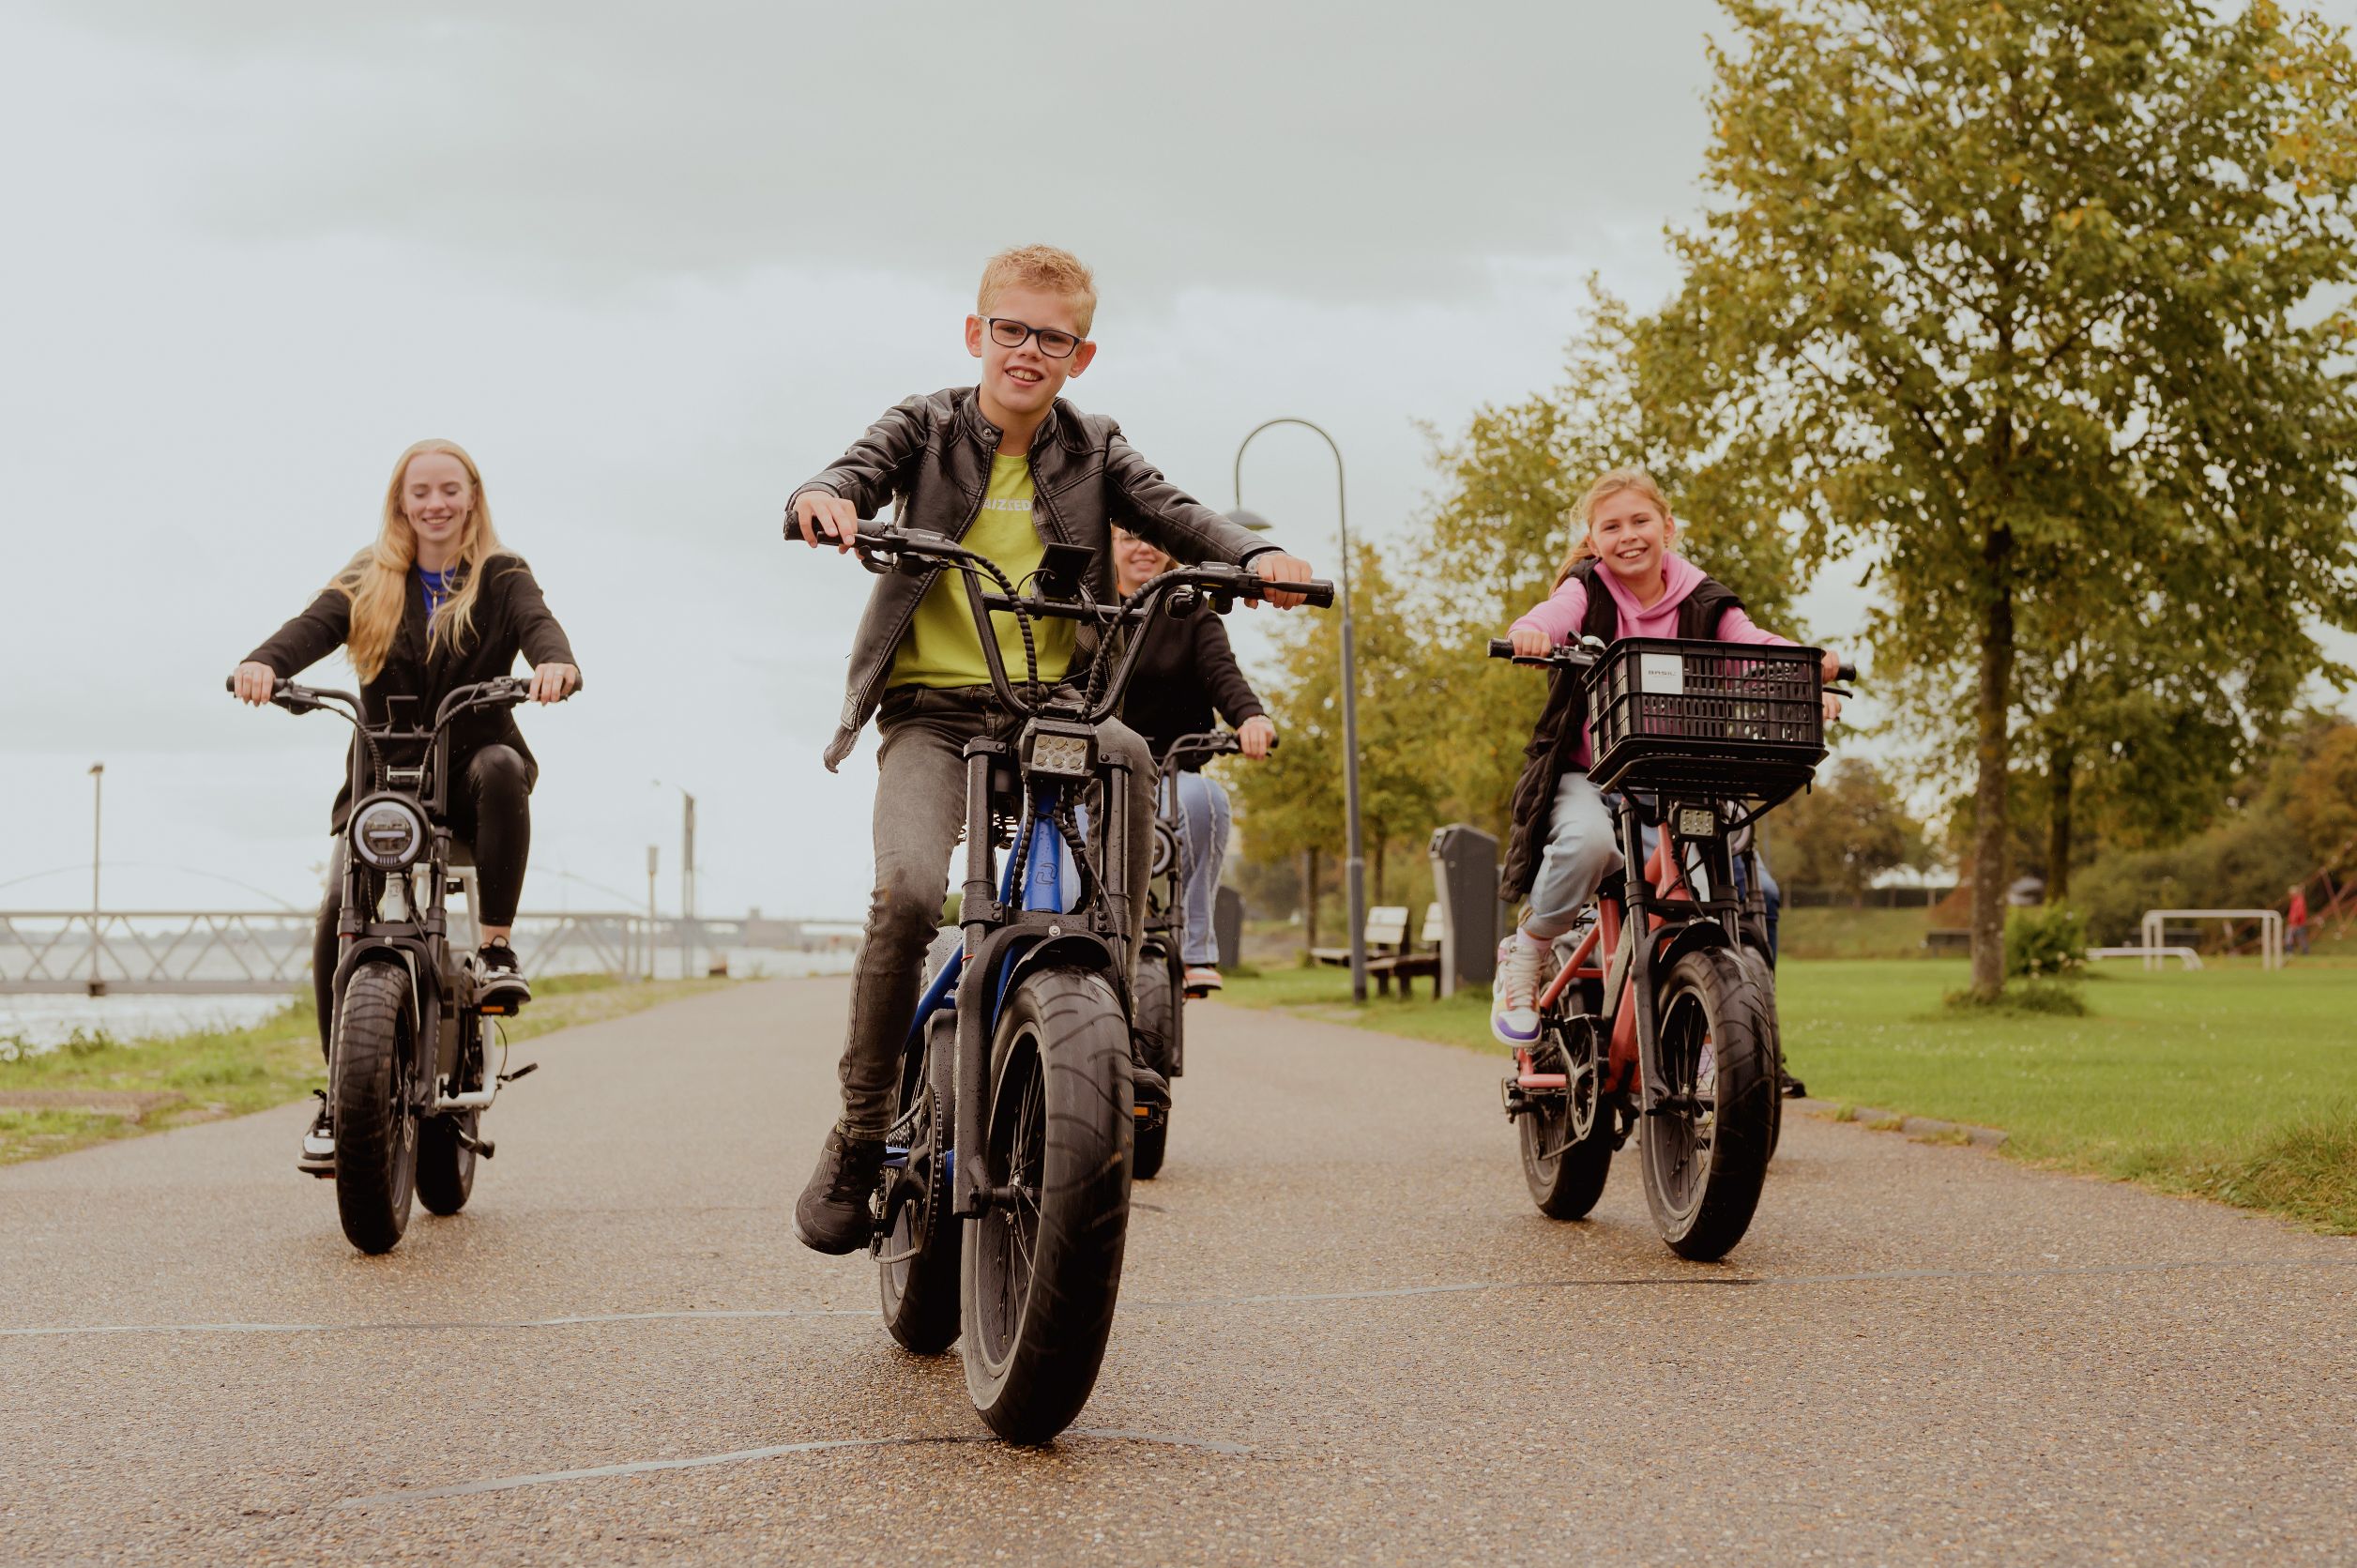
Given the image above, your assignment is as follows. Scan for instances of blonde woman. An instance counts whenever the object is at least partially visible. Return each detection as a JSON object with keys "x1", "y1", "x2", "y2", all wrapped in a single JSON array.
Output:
[{"x1": 232, "y1": 440, "x2": 578, "y2": 1167}]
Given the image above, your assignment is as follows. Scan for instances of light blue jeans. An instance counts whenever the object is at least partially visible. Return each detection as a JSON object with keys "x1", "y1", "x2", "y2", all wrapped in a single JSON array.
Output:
[
  {"x1": 1523, "y1": 771, "x2": 1623, "y2": 943},
  {"x1": 1163, "y1": 769, "x2": 1232, "y2": 966}
]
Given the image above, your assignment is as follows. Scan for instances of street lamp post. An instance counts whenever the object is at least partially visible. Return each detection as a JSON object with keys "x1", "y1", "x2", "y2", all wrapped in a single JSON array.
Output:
[
  {"x1": 1231, "y1": 418, "x2": 1368, "y2": 1004},
  {"x1": 88, "y1": 762, "x2": 105, "y2": 997},
  {"x1": 645, "y1": 845, "x2": 660, "y2": 982},
  {"x1": 653, "y1": 782, "x2": 697, "y2": 980}
]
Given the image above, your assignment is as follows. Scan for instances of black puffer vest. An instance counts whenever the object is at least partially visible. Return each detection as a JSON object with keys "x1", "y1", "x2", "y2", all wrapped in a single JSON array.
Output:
[{"x1": 1498, "y1": 560, "x2": 1743, "y2": 900}]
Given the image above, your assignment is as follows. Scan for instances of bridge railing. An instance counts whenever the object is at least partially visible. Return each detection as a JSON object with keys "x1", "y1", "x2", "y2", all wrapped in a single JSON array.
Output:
[{"x1": 0, "y1": 910, "x2": 658, "y2": 995}]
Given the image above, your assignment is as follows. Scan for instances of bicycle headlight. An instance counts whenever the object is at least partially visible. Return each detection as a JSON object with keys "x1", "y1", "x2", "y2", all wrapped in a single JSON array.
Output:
[
  {"x1": 349, "y1": 794, "x2": 427, "y2": 872},
  {"x1": 1021, "y1": 723, "x2": 1097, "y2": 780}
]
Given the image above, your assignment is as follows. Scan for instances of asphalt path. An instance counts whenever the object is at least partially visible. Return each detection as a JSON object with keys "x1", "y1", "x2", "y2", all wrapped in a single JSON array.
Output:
[{"x1": 4, "y1": 978, "x2": 2351, "y2": 1564}]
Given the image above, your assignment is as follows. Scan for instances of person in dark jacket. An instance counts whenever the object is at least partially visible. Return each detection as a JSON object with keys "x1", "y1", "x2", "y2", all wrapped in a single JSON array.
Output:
[
  {"x1": 783, "y1": 244, "x2": 1317, "y2": 1255},
  {"x1": 233, "y1": 438, "x2": 579, "y2": 1169},
  {"x1": 1112, "y1": 525, "x2": 1273, "y2": 994}
]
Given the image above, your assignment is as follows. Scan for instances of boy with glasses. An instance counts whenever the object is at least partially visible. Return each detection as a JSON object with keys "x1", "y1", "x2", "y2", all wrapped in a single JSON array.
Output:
[{"x1": 784, "y1": 244, "x2": 1316, "y2": 1254}]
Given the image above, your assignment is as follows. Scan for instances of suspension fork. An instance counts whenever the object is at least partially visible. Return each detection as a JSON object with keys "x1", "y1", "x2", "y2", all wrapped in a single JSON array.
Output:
[{"x1": 953, "y1": 738, "x2": 1000, "y2": 1217}]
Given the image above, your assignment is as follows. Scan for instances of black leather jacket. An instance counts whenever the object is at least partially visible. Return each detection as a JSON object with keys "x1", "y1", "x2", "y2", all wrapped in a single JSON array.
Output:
[{"x1": 788, "y1": 386, "x2": 1274, "y2": 770}]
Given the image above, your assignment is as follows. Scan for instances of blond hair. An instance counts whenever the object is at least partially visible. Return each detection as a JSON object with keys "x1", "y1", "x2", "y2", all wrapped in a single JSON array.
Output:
[
  {"x1": 1554, "y1": 467, "x2": 1675, "y2": 587},
  {"x1": 978, "y1": 244, "x2": 1098, "y2": 335},
  {"x1": 333, "y1": 439, "x2": 508, "y2": 683}
]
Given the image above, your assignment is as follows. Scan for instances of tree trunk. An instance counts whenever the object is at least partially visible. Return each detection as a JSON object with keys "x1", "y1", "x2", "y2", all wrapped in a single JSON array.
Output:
[
  {"x1": 2045, "y1": 743, "x2": 2075, "y2": 905},
  {"x1": 1970, "y1": 527, "x2": 2016, "y2": 998},
  {"x1": 1302, "y1": 847, "x2": 1319, "y2": 955}
]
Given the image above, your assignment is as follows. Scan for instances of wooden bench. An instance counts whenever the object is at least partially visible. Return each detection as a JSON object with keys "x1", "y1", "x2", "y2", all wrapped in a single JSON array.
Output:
[
  {"x1": 1924, "y1": 928, "x2": 1971, "y2": 955},
  {"x1": 1368, "y1": 903, "x2": 1445, "y2": 999},
  {"x1": 1313, "y1": 905, "x2": 1410, "y2": 970}
]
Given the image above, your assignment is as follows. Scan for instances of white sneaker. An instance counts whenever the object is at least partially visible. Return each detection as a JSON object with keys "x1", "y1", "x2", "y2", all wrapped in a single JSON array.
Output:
[{"x1": 1491, "y1": 937, "x2": 1543, "y2": 1046}]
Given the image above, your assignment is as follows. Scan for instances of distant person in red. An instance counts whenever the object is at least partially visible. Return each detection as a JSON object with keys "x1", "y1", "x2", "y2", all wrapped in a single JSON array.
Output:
[{"x1": 2288, "y1": 884, "x2": 2311, "y2": 957}]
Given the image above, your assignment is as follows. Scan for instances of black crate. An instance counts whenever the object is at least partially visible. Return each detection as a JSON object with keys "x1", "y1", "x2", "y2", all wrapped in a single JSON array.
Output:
[{"x1": 1585, "y1": 638, "x2": 1827, "y2": 799}]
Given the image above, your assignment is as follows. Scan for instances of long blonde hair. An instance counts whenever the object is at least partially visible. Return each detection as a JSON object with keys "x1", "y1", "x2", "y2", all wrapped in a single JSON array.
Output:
[
  {"x1": 333, "y1": 439, "x2": 507, "y2": 682},
  {"x1": 1554, "y1": 467, "x2": 1674, "y2": 587}
]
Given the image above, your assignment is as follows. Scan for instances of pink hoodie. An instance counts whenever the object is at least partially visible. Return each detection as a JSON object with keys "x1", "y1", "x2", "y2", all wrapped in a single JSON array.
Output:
[{"x1": 1510, "y1": 553, "x2": 1796, "y2": 769}]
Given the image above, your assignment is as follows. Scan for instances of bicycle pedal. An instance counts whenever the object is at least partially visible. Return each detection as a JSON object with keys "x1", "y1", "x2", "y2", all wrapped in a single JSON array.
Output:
[{"x1": 296, "y1": 1158, "x2": 335, "y2": 1180}]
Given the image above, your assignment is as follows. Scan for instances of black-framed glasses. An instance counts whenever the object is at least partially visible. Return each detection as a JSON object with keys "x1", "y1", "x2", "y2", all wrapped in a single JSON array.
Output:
[{"x1": 983, "y1": 317, "x2": 1084, "y2": 358}]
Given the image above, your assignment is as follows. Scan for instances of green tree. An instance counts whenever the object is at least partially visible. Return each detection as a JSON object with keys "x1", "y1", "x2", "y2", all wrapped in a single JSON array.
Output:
[
  {"x1": 1231, "y1": 543, "x2": 1446, "y2": 926},
  {"x1": 1775, "y1": 756, "x2": 1930, "y2": 900},
  {"x1": 1654, "y1": 0, "x2": 2357, "y2": 997}
]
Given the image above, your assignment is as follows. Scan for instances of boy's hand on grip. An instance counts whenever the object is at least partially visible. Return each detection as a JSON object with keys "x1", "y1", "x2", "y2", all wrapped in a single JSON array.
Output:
[
  {"x1": 790, "y1": 491, "x2": 863, "y2": 554},
  {"x1": 1509, "y1": 626, "x2": 1554, "y2": 659}
]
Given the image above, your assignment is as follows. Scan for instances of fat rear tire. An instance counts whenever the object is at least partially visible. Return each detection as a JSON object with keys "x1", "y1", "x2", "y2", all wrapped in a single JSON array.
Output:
[
  {"x1": 879, "y1": 1012, "x2": 962, "y2": 1355},
  {"x1": 1131, "y1": 953, "x2": 1178, "y2": 1180},
  {"x1": 1639, "y1": 947, "x2": 1776, "y2": 1261},
  {"x1": 333, "y1": 962, "x2": 418, "y2": 1255},
  {"x1": 417, "y1": 1111, "x2": 477, "y2": 1216},
  {"x1": 961, "y1": 966, "x2": 1132, "y2": 1442}
]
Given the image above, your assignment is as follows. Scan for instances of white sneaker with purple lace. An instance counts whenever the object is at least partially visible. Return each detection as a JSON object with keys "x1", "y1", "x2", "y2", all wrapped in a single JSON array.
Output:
[{"x1": 1491, "y1": 936, "x2": 1543, "y2": 1046}]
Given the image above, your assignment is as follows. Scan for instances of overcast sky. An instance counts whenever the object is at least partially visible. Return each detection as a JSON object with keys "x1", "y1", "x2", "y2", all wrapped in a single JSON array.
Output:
[{"x1": 6, "y1": 0, "x2": 2352, "y2": 921}]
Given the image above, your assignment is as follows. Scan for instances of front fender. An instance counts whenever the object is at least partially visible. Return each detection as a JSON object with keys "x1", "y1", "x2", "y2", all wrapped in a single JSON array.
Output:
[{"x1": 1652, "y1": 919, "x2": 1735, "y2": 982}]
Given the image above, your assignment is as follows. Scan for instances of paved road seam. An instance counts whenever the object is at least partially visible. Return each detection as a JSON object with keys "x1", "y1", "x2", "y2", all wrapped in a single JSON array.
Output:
[{"x1": 336, "y1": 1427, "x2": 1252, "y2": 1507}]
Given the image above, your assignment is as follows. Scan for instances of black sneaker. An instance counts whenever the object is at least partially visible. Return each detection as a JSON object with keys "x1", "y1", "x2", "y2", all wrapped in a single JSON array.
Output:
[
  {"x1": 792, "y1": 1129, "x2": 887, "y2": 1255},
  {"x1": 477, "y1": 938, "x2": 531, "y2": 1012},
  {"x1": 297, "y1": 1091, "x2": 335, "y2": 1178}
]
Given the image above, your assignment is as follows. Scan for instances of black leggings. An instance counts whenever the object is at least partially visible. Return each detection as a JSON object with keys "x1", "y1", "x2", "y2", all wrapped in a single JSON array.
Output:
[{"x1": 311, "y1": 745, "x2": 532, "y2": 1053}]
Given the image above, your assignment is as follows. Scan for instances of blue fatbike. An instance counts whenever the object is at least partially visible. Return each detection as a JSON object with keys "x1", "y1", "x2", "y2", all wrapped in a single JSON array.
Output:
[{"x1": 830, "y1": 522, "x2": 1332, "y2": 1440}]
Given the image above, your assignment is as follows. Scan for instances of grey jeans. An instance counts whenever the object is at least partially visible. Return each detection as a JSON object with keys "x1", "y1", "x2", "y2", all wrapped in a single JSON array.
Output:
[
  {"x1": 836, "y1": 686, "x2": 1156, "y2": 1139},
  {"x1": 1521, "y1": 770, "x2": 1623, "y2": 943}
]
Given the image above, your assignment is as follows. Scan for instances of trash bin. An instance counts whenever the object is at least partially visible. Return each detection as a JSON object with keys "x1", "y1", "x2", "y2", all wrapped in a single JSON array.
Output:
[
  {"x1": 1428, "y1": 824, "x2": 1499, "y2": 997},
  {"x1": 1214, "y1": 885, "x2": 1244, "y2": 971}
]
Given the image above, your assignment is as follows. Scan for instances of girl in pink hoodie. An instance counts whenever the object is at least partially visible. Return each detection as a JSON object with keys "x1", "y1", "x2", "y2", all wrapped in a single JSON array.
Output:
[{"x1": 1490, "y1": 469, "x2": 1843, "y2": 1047}]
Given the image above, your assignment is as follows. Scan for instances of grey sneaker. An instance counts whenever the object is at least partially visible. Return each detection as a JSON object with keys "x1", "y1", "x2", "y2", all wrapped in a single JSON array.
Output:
[{"x1": 1491, "y1": 937, "x2": 1543, "y2": 1046}]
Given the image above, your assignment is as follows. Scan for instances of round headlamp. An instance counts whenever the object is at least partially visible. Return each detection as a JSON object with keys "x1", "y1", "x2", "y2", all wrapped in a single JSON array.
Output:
[
  {"x1": 348, "y1": 794, "x2": 427, "y2": 872},
  {"x1": 1150, "y1": 823, "x2": 1178, "y2": 879}
]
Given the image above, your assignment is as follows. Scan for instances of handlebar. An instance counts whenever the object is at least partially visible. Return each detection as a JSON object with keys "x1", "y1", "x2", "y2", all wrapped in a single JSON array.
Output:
[
  {"x1": 1160, "y1": 728, "x2": 1273, "y2": 773},
  {"x1": 795, "y1": 520, "x2": 1335, "y2": 723},
  {"x1": 1487, "y1": 639, "x2": 1862, "y2": 692},
  {"x1": 1486, "y1": 637, "x2": 1601, "y2": 670}
]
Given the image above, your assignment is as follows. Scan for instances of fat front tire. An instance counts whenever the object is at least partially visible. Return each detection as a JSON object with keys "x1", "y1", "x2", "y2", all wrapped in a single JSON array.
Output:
[
  {"x1": 333, "y1": 962, "x2": 419, "y2": 1255},
  {"x1": 1131, "y1": 954, "x2": 1178, "y2": 1181},
  {"x1": 416, "y1": 1111, "x2": 477, "y2": 1216},
  {"x1": 962, "y1": 966, "x2": 1133, "y2": 1443},
  {"x1": 1735, "y1": 943, "x2": 1786, "y2": 1161},
  {"x1": 879, "y1": 1013, "x2": 962, "y2": 1356},
  {"x1": 1639, "y1": 947, "x2": 1776, "y2": 1261}
]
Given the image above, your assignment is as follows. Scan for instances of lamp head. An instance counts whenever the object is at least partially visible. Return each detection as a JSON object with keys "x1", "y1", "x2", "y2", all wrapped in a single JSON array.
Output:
[{"x1": 1224, "y1": 508, "x2": 1275, "y2": 533}]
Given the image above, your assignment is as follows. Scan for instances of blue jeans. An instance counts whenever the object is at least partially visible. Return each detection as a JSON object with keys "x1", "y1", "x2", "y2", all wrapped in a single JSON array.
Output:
[{"x1": 1163, "y1": 769, "x2": 1232, "y2": 966}]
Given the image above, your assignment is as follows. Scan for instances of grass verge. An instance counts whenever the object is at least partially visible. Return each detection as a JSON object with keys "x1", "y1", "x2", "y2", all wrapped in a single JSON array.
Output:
[
  {"x1": 1220, "y1": 956, "x2": 2357, "y2": 1233},
  {"x1": 0, "y1": 974, "x2": 734, "y2": 1167}
]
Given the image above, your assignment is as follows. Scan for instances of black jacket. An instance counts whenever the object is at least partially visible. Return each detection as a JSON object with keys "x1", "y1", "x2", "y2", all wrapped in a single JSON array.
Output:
[
  {"x1": 788, "y1": 387, "x2": 1273, "y2": 770},
  {"x1": 243, "y1": 554, "x2": 578, "y2": 831},
  {"x1": 1499, "y1": 561, "x2": 1742, "y2": 900},
  {"x1": 1118, "y1": 602, "x2": 1267, "y2": 767}
]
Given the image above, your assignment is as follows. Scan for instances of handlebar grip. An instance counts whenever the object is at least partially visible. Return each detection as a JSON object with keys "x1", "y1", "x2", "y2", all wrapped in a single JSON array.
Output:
[
  {"x1": 1287, "y1": 579, "x2": 1337, "y2": 608},
  {"x1": 1488, "y1": 639, "x2": 1514, "y2": 659},
  {"x1": 1837, "y1": 662, "x2": 1859, "y2": 684}
]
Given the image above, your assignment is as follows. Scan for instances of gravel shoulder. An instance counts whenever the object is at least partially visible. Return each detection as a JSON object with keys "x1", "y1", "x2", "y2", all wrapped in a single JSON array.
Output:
[{"x1": 4, "y1": 979, "x2": 2349, "y2": 1564}]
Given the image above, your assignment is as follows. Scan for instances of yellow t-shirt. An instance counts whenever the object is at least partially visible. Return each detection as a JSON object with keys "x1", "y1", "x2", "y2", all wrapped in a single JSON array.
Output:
[{"x1": 888, "y1": 454, "x2": 1075, "y2": 689}]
